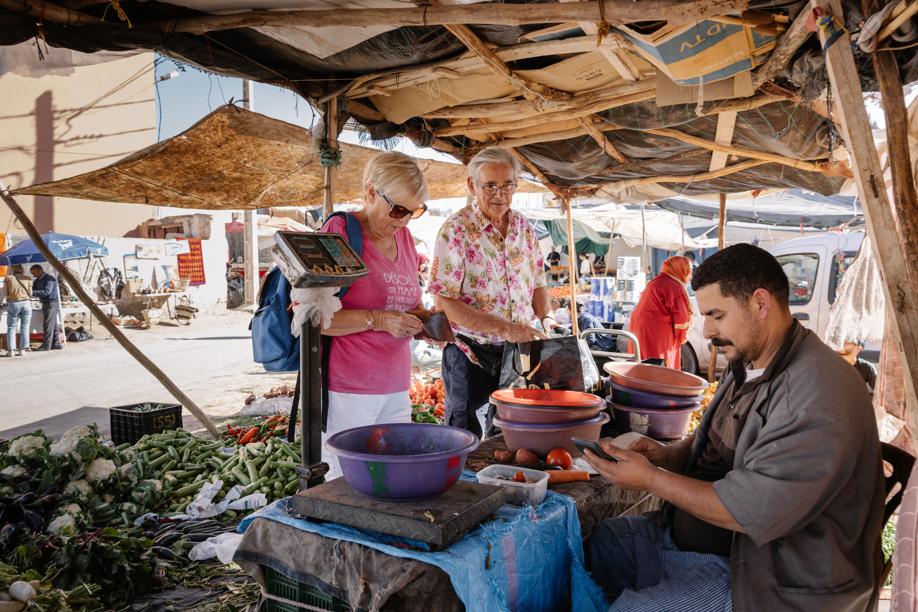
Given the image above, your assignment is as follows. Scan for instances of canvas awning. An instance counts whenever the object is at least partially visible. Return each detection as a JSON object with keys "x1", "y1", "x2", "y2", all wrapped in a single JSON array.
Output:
[{"x1": 12, "y1": 105, "x2": 542, "y2": 210}]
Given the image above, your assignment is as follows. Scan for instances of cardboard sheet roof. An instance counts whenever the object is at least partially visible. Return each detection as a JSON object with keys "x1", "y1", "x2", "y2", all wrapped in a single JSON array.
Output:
[
  {"x1": 13, "y1": 105, "x2": 543, "y2": 209},
  {"x1": 2, "y1": 0, "x2": 915, "y2": 200}
]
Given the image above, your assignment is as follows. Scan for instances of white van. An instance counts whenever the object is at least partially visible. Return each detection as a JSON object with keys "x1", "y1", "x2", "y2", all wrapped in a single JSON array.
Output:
[{"x1": 683, "y1": 231, "x2": 870, "y2": 375}]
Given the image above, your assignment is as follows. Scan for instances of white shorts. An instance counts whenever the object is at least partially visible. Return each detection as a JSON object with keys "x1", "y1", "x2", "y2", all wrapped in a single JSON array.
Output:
[{"x1": 321, "y1": 389, "x2": 411, "y2": 480}]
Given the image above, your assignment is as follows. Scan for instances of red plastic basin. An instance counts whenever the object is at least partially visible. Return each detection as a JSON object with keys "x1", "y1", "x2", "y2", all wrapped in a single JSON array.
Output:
[
  {"x1": 491, "y1": 389, "x2": 604, "y2": 424},
  {"x1": 603, "y1": 362, "x2": 708, "y2": 397}
]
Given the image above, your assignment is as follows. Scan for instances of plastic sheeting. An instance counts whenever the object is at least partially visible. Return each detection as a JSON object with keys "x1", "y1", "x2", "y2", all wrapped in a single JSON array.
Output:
[
  {"x1": 824, "y1": 236, "x2": 886, "y2": 349},
  {"x1": 236, "y1": 484, "x2": 607, "y2": 612}
]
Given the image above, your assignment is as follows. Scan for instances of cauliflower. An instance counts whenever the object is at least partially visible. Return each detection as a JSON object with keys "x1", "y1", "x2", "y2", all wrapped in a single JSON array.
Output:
[
  {"x1": 119, "y1": 463, "x2": 137, "y2": 481},
  {"x1": 86, "y1": 458, "x2": 116, "y2": 482},
  {"x1": 142, "y1": 479, "x2": 163, "y2": 492},
  {"x1": 65, "y1": 479, "x2": 92, "y2": 498},
  {"x1": 8, "y1": 435, "x2": 46, "y2": 459},
  {"x1": 64, "y1": 503, "x2": 82, "y2": 515},
  {"x1": 48, "y1": 514, "x2": 77, "y2": 536},
  {"x1": 49, "y1": 426, "x2": 93, "y2": 458},
  {"x1": 0, "y1": 465, "x2": 27, "y2": 478}
]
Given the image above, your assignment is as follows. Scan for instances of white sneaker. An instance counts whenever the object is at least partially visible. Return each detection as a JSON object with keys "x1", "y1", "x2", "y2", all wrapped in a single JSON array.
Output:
[{"x1": 15, "y1": 351, "x2": 23, "y2": 356}]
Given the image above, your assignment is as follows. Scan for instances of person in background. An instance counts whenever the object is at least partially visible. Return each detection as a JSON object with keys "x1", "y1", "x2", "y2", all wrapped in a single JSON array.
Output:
[
  {"x1": 546, "y1": 245, "x2": 561, "y2": 280},
  {"x1": 429, "y1": 147, "x2": 552, "y2": 438},
  {"x1": 3, "y1": 265, "x2": 33, "y2": 356},
  {"x1": 579, "y1": 253, "x2": 593, "y2": 286},
  {"x1": 838, "y1": 340, "x2": 877, "y2": 397},
  {"x1": 319, "y1": 151, "x2": 434, "y2": 479},
  {"x1": 627, "y1": 255, "x2": 692, "y2": 369},
  {"x1": 30, "y1": 264, "x2": 62, "y2": 351},
  {"x1": 417, "y1": 253, "x2": 430, "y2": 289},
  {"x1": 576, "y1": 303, "x2": 615, "y2": 352}
]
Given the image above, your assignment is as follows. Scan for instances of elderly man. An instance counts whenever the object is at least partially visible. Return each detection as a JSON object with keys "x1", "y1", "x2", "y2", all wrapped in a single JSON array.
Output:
[
  {"x1": 429, "y1": 147, "x2": 554, "y2": 437},
  {"x1": 585, "y1": 243, "x2": 884, "y2": 611}
]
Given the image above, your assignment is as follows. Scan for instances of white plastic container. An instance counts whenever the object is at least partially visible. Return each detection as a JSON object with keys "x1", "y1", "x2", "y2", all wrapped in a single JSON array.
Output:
[{"x1": 476, "y1": 465, "x2": 549, "y2": 506}]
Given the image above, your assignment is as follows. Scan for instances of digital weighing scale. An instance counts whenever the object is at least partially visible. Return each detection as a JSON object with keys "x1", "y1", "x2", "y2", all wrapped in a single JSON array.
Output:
[{"x1": 274, "y1": 230, "x2": 505, "y2": 550}]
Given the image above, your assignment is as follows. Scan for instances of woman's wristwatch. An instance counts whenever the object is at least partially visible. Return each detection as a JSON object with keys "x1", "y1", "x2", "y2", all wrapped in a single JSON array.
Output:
[{"x1": 365, "y1": 310, "x2": 376, "y2": 330}]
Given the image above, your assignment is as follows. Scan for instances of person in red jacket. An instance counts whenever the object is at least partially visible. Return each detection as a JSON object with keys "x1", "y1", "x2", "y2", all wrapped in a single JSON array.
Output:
[{"x1": 628, "y1": 256, "x2": 693, "y2": 369}]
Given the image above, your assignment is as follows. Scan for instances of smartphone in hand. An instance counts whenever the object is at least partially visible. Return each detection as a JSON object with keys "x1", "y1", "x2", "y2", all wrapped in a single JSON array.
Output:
[{"x1": 571, "y1": 437, "x2": 618, "y2": 462}]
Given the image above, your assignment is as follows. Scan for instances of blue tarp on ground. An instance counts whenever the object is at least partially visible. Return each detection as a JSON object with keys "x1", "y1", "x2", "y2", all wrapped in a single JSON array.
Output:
[{"x1": 237, "y1": 476, "x2": 607, "y2": 612}]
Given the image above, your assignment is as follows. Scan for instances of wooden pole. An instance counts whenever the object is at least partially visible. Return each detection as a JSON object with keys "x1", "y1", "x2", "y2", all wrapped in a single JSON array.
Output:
[
  {"x1": 0, "y1": 184, "x2": 221, "y2": 439},
  {"x1": 814, "y1": 0, "x2": 918, "y2": 425},
  {"x1": 564, "y1": 196, "x2": 580, "y2": 338},
  {"x1": 242, "y1": 80, "x2": 259, "y2": 307},
  {"x1": 323, "y1": 98, "x2": 338, "y2": 219},
  {"x1": 157, "y1": 0, "x2": 750, "y2": 34},
  {"x1": 708, "y1": 193, "x2": 727, "y2": 382}
]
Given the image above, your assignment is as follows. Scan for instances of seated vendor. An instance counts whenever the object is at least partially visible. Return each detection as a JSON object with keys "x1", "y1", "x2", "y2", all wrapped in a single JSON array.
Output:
[{"x1": 584, "y1": 243, "x2": 884, "y2": 611}]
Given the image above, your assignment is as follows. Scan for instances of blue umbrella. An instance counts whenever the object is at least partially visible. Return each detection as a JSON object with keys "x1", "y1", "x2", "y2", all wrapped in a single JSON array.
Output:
[{"x1": 0, "y1": 232, "x2": 109, "y2": 265}]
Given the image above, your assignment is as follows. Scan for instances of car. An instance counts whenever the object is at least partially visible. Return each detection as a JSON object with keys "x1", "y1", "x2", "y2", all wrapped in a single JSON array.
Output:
[{"x1": 683, "y1": 231, "x2": 873, "y2": 375}]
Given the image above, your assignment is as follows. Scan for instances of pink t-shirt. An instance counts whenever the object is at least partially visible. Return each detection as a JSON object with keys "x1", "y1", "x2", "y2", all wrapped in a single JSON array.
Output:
[{"x1": 323, "y1": 214, "x2": 421, "y2": 394}]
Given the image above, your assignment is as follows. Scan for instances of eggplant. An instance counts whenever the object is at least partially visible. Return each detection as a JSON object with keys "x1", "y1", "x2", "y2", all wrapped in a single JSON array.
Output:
[
  {"x1": 154, "y1": 532, "x2": 182, "y2": 547},
  {"x1": 0, "y1": 523, "x2": 19, "y2": 541},
  {"x1": 14, "y1": 492, "x2": 37, "y2": 506},
  {"x1": 13, "y1": 482, "x2": 30, "y2": 494},
  {"x1": 33, "y1": 493, "x2": 61, "y2": 508},
  {"x1": 151, "y1": 546, "x2": 177, "y2": 560},
  {"x1": 23, "y1": 510, "x2": 44, "y2": 531}
]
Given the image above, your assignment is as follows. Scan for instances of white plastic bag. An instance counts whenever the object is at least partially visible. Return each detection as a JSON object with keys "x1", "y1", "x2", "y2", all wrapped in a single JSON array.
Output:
[{"x1": 189, "y1": 532, "x2": 244, "y2": 564}]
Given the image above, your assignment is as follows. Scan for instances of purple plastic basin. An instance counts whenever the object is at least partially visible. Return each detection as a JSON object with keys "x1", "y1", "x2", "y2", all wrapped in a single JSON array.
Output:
[
  {"x1": 607, "y1": 399, "x2": 698, "y2": 440},
  {"x1": 608, "y1": 381, "x2": 701, "y2": 409},
  {"x1": 494, "y1": 412, "x2": 610, "y2": 456},
  {"x1": 326, "y1": 423, "x2": 479, "y2": 501}
]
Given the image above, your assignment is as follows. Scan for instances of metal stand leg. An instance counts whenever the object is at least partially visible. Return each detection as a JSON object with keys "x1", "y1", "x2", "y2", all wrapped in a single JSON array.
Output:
[{"x1": 298, "y1": 322, "x2": 328, "y2": 489}]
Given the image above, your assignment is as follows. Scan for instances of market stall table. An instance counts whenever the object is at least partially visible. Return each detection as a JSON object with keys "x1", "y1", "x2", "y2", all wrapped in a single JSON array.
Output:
[{"x1": 235, "y1": 435, "x2": 660, "y2": 611}]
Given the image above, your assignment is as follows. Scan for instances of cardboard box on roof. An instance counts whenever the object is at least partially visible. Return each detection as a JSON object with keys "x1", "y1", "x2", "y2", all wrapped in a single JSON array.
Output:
[
  {"x1": 517, "y1": 51, "x2": 651, "y2": 93},
  {"x1": 615, "y1": 20, "x2": 776, "y2": 85},
  {"x1": 655, "y1": 70, "x2": 754, "y2": 106},
  {"x1": 369, "y1": 69, "x2": 517, "y2": 125}
]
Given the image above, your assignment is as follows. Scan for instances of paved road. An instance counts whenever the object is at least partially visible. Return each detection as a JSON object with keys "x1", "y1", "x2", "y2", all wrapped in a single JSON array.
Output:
[{"x1": 0, "y1": 310, "x2": 294, "y2": 440}]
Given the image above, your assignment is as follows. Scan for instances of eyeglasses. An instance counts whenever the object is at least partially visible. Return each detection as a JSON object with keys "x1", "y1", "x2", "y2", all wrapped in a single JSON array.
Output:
[
  {"x1": 478, "y1": 182, "x2": 518, "y2": 196},
  {"x1": 380, "y1": 192, "x2": 427, "y2": 220}
]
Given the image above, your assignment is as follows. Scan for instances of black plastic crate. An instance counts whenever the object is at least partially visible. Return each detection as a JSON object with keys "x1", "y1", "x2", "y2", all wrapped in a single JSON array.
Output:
[
  {"x1": 109, "y1": 403, "x2": 182, "y2": 445},
  {"x1": 263, "y1": 566, "x2": 350, "y2": 612}
]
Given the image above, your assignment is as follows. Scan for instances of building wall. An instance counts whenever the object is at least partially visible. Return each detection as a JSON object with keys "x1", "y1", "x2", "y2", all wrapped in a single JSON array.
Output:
[{"x1": 0, "y1": 51, "x2": 159, "y2": 236}]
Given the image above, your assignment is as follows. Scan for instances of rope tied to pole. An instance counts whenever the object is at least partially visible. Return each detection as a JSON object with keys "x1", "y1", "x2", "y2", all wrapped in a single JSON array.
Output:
[
  {"x1": 101, "y1": 0, "x2": 133, "y2": 27},
  {"x1": 817, "y1": 12, "x2": 846, "y2": 52},
  {"x1": 319, "y1": 143, "x2": 341, "y2": 167},
  {"x1": 595, "y1": 0, "x2": 611, "y2": 46}
]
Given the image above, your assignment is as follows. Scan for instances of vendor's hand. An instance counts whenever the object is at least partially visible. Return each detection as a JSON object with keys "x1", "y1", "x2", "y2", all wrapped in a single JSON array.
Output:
[
  {"x1": 377, "y1": 311, "x2": 424, "y2": 338},
  {"x1": 584, "y1": 441, "x2": 660, "y2": 492},
  {"x1": 629, "y1": 437, "x2": 685, "y2": 473},
  {"x1": 501, "y1": 321, "x2": 549, "y2": 343}
]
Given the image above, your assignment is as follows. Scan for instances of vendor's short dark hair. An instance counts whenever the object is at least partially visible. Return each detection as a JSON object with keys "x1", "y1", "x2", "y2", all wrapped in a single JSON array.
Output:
[
  {"x1": 691, "y1": 243, "x2": 789, "y2": 305},
  {"x1": 30, "y1": 264, "x2": 42, "y2": 271}
]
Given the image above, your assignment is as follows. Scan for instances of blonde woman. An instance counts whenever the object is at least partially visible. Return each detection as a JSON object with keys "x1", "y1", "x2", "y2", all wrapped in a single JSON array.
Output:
[{"x1": 320, "y1": 151, "x2": 432, "y2": 478}]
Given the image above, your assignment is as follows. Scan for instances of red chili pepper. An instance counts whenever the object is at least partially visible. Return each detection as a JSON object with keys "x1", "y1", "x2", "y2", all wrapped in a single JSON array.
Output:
[{"x1": 238, "y1": 426, "x2": 259, "y2": 444}]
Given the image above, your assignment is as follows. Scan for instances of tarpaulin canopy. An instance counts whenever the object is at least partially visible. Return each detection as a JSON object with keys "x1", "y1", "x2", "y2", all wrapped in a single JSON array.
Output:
[
  {"x1": 12, "y1": 105, "x2": 542, "y2": 210},
  {"x1": 654, "y1": 189, "x2": 862, "y2": 228},
  {"x1": 524, "y1": 205, "x2": 716, "y2": 252},
  {"x1": 0, "y1": 232, "x2": 108, "y2": 264}
]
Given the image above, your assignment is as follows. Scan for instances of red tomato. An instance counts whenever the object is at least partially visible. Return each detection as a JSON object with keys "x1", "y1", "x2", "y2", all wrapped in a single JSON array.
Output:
[
  {"x1": 513, "y1": 471, "x2": 527, "y2": 483},
  {"x1": 546, "y1": 448, "x2": 573, "y2": 470}
]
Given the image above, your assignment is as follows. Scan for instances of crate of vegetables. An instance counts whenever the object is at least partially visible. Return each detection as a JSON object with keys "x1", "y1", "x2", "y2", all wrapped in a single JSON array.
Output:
[{"x1": 109, "y1": 402, "x2": 182, "y2": 445}]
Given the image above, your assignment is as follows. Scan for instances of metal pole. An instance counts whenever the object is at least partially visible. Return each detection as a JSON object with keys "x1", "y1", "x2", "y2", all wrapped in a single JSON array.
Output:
[
  {"x1": 242, "y1": 79, "x2": 259, "y2": 306},
  {"x1": 299, "y1": 322, "x2": 327, "y2": 490},
  {"x1": 0, "y1": 183, "x2": 221, "y2": 438}
]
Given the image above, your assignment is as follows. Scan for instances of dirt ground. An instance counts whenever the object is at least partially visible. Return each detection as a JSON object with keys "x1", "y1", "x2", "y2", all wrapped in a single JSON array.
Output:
[{"x1": 0, "y1": 309, "x2": 296, "y2": 440}]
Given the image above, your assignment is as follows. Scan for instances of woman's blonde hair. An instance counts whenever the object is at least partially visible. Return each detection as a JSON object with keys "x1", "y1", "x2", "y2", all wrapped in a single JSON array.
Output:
[{"x1": 363, "y1": 151, "x2": 429, "y2": 204}]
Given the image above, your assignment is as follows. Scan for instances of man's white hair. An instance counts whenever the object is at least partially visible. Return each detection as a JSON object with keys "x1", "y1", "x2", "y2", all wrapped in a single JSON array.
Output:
[{"x1": 467, "y1": 147, "x2": 520, "y2": 183}]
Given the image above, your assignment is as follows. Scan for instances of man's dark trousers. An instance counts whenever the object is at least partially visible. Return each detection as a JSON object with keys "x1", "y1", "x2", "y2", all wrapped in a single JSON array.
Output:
[{"x1": 41, "y1": 300, "x2": 62, "y2": 349}]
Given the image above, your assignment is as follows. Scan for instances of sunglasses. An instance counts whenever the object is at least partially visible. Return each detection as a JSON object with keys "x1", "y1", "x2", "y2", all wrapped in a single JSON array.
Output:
[{"x1": 380, "y1": 192, "x2": 427, "y2": 220}]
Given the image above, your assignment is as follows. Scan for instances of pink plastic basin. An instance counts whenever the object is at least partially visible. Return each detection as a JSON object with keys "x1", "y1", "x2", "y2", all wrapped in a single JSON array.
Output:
[
  {"x1": 494, "y1": 412, "x2": 610, "y2": 456},
  {"x1": 603, "y1": 362, "x2": 708, "y2": 397},
  {"x1": 490, "y1": 389, "x2": 604, "y2": 424},
  {"x1": 607, "y1": 400, "x2": 698, "y2": 440}
]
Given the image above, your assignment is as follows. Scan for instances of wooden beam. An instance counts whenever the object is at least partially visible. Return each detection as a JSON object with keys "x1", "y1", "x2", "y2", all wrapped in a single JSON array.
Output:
[
  {"x1": 159, "y1": 0, "x2": 750, "y2": 34},
  {"x1": 427, "y1": 88, "x2": 775, "y2": 121},
  {"x1": 495, "y1": 126, "x2": 591, "y2": 149},
  {"x1": 559, "y1": 0, "x2": 642, "y2": 82},
  {"x1": 0, "y1": 0, "x2": 99, "y2": 25},
  {"x1": 600, "y1": 159, "x2": 767, "y2": 191},
  {"x1": 434, "y1": 89, "x2": 654, "y2": 137},
  {"x1": 708, "y1": 111, "x2": 738, "y2": 171},
  {"x1": 323, "y1": 98, "x2": 337, "y2": 218},
  {"x1": 442, "y1": 24, "x2": 570, "y2": 104},
  {"x1": 645, "y1": 127, "x2": 852, "y2": 177},
  {"x1": 509, "y1": 149, "x2": 565, "y2": 200},
  {"x1": 0, "y1": 183, "x2": 221, "y2": 439},
  {"x1": 344, "y1": 36, "x2": 607, "y2": 101},
  {"x1": 345, "y1": 99, "x2": 384, "y2": 123},
  {"x1": 579, "y1": 117, "x2": 628, "y2": 163},
  {"x1": 813, "y1": 0, "x2": 918, "y2": 432},
  {"x1": 564, "y1": 196, "x2": 581, "y2": 337},
  {"x1": 753, "y1": 7, "x2": 812, "y2": 87},
  {"x1": 709, "y1": 193, "x2": 727, "y2": 381}
]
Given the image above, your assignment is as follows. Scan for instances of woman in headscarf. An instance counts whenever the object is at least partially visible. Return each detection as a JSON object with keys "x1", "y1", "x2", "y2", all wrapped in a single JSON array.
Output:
[{"x1": 627, "y1": 256, "x2": 693, "y2": 369}]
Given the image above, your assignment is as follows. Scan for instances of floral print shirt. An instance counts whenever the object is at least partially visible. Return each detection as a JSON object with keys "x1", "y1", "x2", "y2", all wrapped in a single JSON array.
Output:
[{"x1": 428, "y1": 202, "x2": 546, "y2": 362}]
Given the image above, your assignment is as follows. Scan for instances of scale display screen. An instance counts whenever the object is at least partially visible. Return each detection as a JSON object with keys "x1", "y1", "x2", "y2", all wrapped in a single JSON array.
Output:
[{"x1": 275, "y1": 231, "x2": 368, "y2": 288}]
